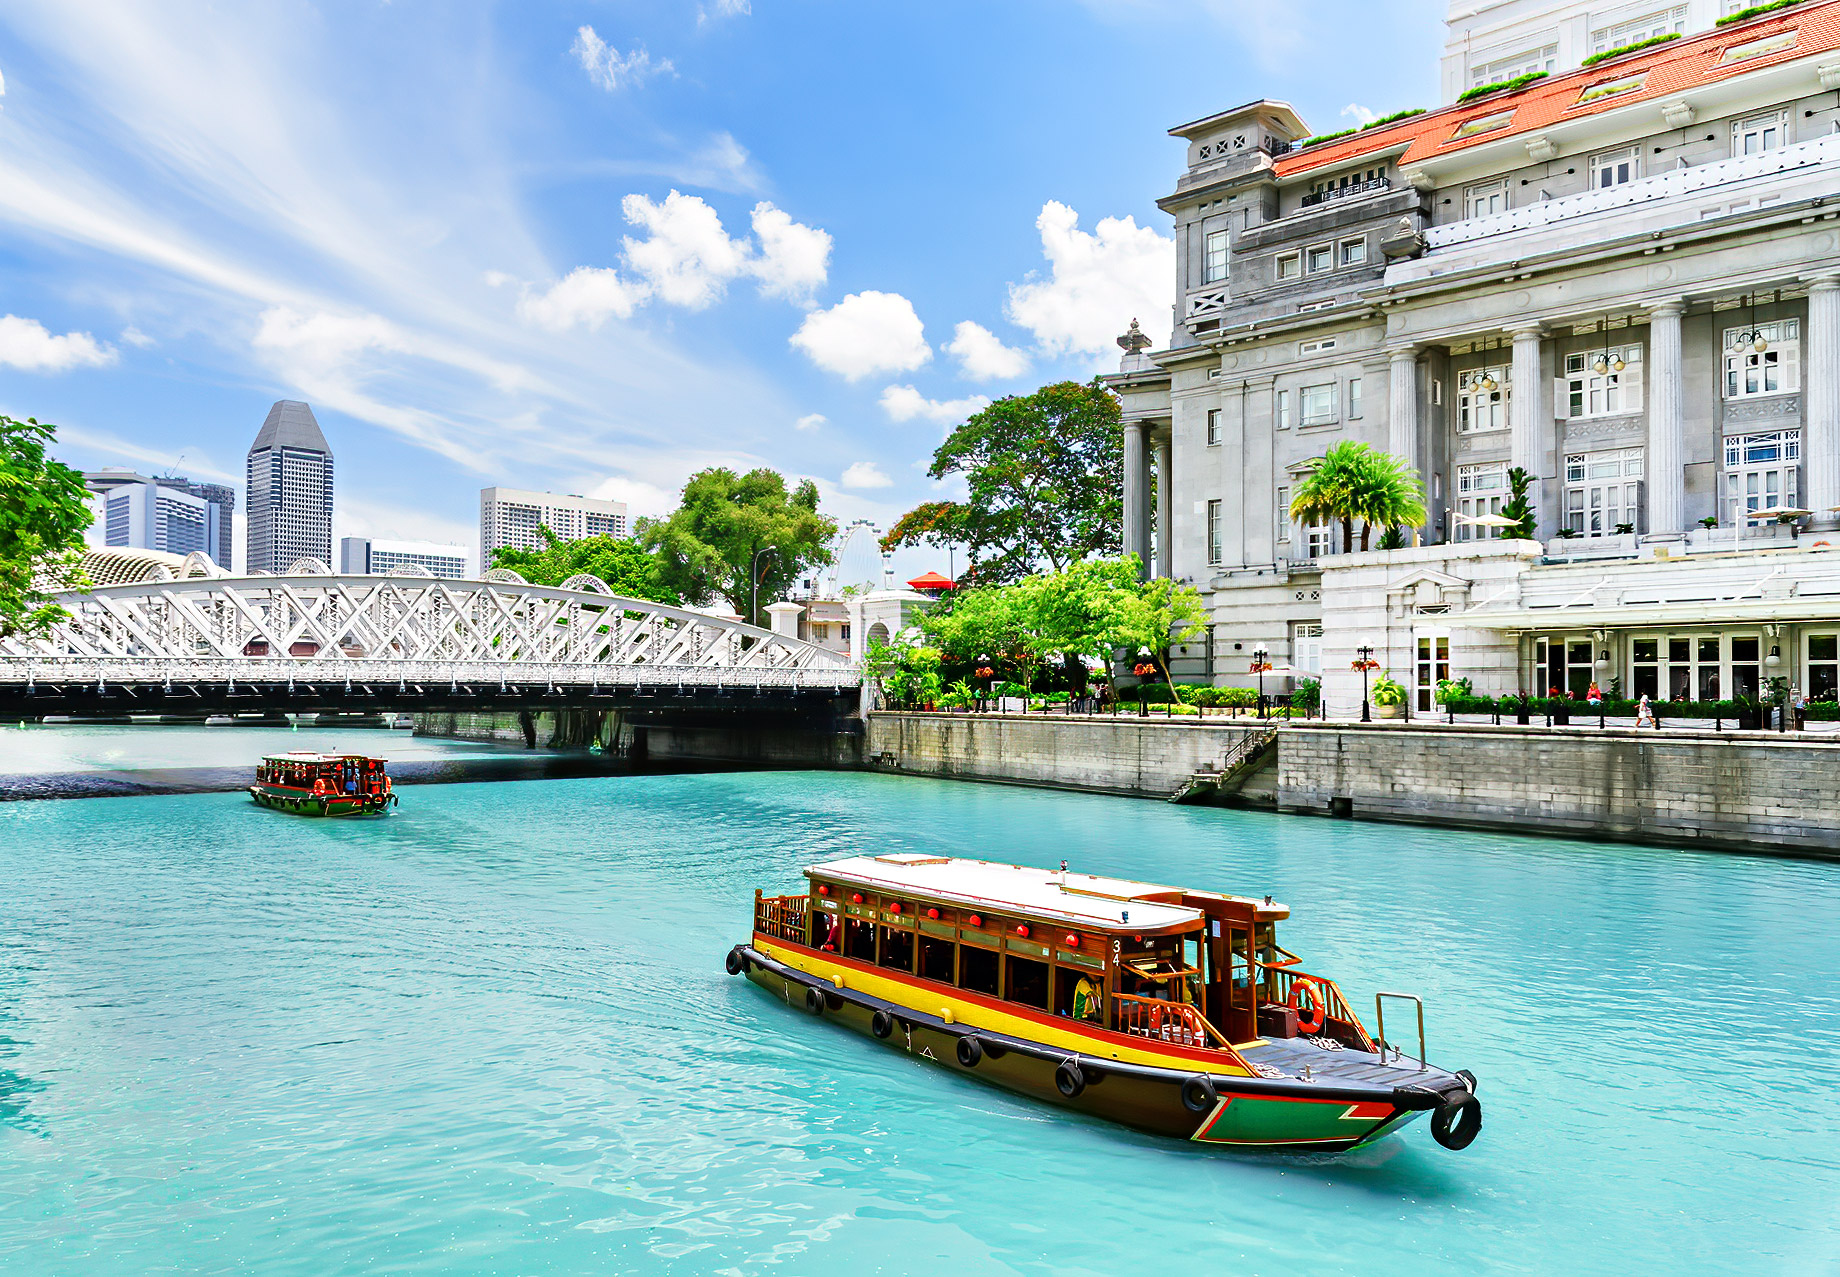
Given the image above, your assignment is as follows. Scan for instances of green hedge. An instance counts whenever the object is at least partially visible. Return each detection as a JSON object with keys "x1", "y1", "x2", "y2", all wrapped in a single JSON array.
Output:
[
  {"x1": 1456, "y1": 71, "x2": 1548, "y2": 104},
  {"x1": 1439, "y1": 694, "x2": 1779, "y2": 719},
  {"x1": 1716, "y1": 0, "x2": 1804, "y2": 25},
  {"x1": 1579, "y1": 32, "x2": 1680, "y2": 67}
]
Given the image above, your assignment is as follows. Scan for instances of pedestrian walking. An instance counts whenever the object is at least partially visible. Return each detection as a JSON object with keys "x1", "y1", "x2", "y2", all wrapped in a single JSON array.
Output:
[{"x1": 1636, "y1": 693, "x2": 1659, "y2": 730}]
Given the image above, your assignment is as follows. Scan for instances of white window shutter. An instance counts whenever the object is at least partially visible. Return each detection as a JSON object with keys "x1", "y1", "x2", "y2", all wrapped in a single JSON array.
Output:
[
  {"x1": 1784, "y1": 342, "x2": 1801, "y2": 393},
  {"x1": 1626, "y1": 371, "x2": 1644, "y2": 414},
  {"x1": 1553, "y1": 377, "x2": 1572, "y2": 419}
]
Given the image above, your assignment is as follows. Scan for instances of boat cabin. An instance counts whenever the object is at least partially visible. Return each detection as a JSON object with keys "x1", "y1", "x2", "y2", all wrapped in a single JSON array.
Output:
[
  {"x1": 255, "y1": 752, "x2": 389, "y2": 797},
  {"x1": 754, "y1": 854, "x2": 1372, "y2": 1054}
]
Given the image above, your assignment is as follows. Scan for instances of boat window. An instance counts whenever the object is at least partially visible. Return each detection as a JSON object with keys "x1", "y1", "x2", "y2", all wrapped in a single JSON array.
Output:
[
  {"x1": 877, "y1": 926, "x2": 913, "y2": 972},
  {"x1": 1006, "y1": 956, "x2": 1049, "y2": 1010},
  {"x1": 958, "y1": 946, "x2": 1000, "y2": 996},
  {"x1": 918, "y1": 937, "x2": 954, "y2": 982},
  {"x1": 843, "y1": 918, "x2": 876, "y2": 963},
  {"x1": 1054, "y1": 967, "x2": 1103, "y2": 1022}
]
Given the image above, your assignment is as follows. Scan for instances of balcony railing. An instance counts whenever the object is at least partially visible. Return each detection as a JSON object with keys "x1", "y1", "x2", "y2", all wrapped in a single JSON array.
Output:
[
  {"x1": 1300, "y1": 176, "x2": 1391, "y2": 208},
  {"x1": 1425, "y1": 134, "x2": 1840, "y2": 250}
]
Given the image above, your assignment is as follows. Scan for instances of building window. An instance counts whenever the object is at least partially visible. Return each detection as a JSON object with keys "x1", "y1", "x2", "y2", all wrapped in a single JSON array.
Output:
[
  {"x1": 1564, "y1": 347, "x2": 1644, "y2": 418},
  {"x1": 1808, "y1": 633, "x2": 1839, "y2": 701},
  {"x1": 1340, "y1": 237, "x2": 1367, "y2": 267},
  {"x1": 1300, "y1": 338, "x2": 1338, "y2": 355},
  {"x1": 1276, "y1": 486, "x2": 1290, "y2": 542},
  {"x1": 1723, "y1": 320, "x2": 1800, "y2": 397},
  {"x1": 1206, "y1": 408, "x2": 1222, "y2": 446},
  {"x1": 1204, "y1": 229, "x2": 1229, "y2": 284},
  {"x1": 1455, "y1": 461, "x2": 1509, "y2": 540},
  {"x1": 1733, "y1": 110, "x2": 1788, "y2": 157},
  {"x1": 1563, "y1": 448, "x2": 1644, "y2": 537},
  {"x1": 1207, "y1": 499, "x2": 1223, "y2": 565},
  {"x1": 1277, "y1": 389, "x2": 1292, "y2": 430},
  {"x1": 1457, "y1": 368, "x2": 1510, "y2": 433},
  {"x1": 1464, "y1": 180, "x2": 1509, "y2": 220},
  {"x1": 1293, "y1": 622, "x2": 1324, "y2": 676},
  {"x1": 1306, "y1": 245, "x2": 1333, "y2": 274},
  {"x1": 1276, "y1": 252, "x2": 1301, "y2": 282},
  {"x1": 1415, "y1": 636, "x2": 1450, "y2": 712},
  {"x1": 1300, "y1": 383, "x2": 1337, "y2": 426},
  {"x1": 1632, "y1": 635, "x2": 1729, "y2": 700},
  {"x1": 1348, "y1": 376, "x2": 1363, "y2": 419},
  {"x1": 1470, "y1": 42, "x2": 1557, "y2": 87},
  {"x1": 1305, "y1": 521, "x2": 1334, "y2": 559},
  {"x1": 1591, "y1": 7, "x2": 1685, "y2": 54},
  {"x1": 1723, "y1": 430, "x2": 1800, "y2": 525},
  {"x1": 1590, "y1": 146, "x2": 1640, "y2": 189}
]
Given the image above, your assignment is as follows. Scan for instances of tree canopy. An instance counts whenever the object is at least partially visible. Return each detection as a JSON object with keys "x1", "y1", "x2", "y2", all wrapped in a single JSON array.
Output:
[
  {"x1": 0, "y1": 416, "x2": 91, "y2": 638},
  {"x1": 638, "y1": 467, "x2": 835, "y2": 624},
  {"x1": 489, "y1": 529, "x2": 681, "y2": 605},
  {"x1": 881, "y1": 380, "x2": 1122, "y2": 584},
  {"x1": 1289, "y1": 441, "x2": 1427, "y2": 553}
]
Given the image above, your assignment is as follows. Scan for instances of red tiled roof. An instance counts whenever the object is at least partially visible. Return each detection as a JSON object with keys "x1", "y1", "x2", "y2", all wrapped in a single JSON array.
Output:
[
  {"x1": 906, "y1": 572, "x2": 956, "y2": 590},
  {"x1": 1274, "y1": 0, "x2": 1840, "y2": 177}
]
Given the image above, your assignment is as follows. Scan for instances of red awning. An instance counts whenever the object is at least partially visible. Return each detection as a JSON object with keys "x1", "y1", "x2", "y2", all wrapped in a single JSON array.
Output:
[{"x1": 906, "y1": 572, "x2": 956, "y2": 590}]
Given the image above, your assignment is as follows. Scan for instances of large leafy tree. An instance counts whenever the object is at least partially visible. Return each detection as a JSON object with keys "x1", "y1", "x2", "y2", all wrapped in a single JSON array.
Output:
[
  {"x1": 638, "y1": 467, "x2": 835, "y2": 624},
  {"x1": 489, "y1": 529, "x2": 681, "y2": 605},
  {"x1": 1289, "y1": 441, "x2": 1427, "y2": 553},
  {"x1": 0, "y1": 416, "x2": 91, "y2": 638},
  {"x1": 882, "y1": 380, "x2": 1122, "y2": 584}
]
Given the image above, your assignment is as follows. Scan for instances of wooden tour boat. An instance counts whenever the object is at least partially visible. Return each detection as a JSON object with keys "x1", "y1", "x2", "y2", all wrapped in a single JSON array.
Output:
[
  {"x1": 729, "y1": 855, "x2": 1482, "y2": 1153},
  {"x1": 249, "y1": 752, "x2": 397, "y2": 817}
]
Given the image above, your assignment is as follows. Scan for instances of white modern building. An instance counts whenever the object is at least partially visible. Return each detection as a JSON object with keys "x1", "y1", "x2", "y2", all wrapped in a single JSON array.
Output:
[
  {"x1": 1441, "y1": 0, "x2": 1741, "y2": 104},
  {"x1": 479, "y1": 487, "x2": 628, "y2": 563},
  {"x1": 339, "y1": 536, "x2": 468, "y2": 579},
  {"x1": 83, "y1": 471, "x2": 221, "y2": 562},
  {"x1": 247, "y1": 400, "x2": 334, "y2": 574},
  {"x1": 1106, "y1": 0, "x2": 1840, "y2": 712}
]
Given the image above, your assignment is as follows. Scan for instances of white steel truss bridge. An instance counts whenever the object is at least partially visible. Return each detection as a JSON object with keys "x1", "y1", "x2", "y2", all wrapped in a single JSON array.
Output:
[{"x1": 0, "y1": 570, "x2": 859, "y2": 718}]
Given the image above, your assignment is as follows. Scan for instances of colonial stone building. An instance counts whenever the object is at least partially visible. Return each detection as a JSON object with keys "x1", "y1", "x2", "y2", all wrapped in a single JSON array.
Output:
[{"x1": 1108, "y1": 0, "x2": 1840, "y2": 713}]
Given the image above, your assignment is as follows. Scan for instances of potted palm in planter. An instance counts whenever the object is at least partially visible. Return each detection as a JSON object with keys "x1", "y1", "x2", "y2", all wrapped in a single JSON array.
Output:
[
  {"x1": 1371, "y1": 672, "x2": 1407, "y2": 719},
  {"x1": 1510, "y1": 692, "x2": 1533, "y2": 725}
]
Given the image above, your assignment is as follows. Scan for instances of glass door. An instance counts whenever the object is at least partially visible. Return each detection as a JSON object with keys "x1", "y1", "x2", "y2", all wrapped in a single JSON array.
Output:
[{"x1": 1416, "y1": 635, "x2": 1450, "y2": 711}]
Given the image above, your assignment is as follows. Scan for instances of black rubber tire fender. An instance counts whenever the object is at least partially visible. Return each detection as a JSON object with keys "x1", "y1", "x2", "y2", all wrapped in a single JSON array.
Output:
[
  {"x1": 1432, "y1": 1097, "x2": 1483, "y2": 1150},
  {"x1": 1181, "y1": 1074, "x2": 1219, "y2": 1114},
  {"x1": 804, "y1": 985, "x2": 825, "y2": 1016},
  {"x1": 725, "y1": 949, "x2": 745, "y2": 976},
  {"x1": 1055, "y1": 1061, "x2": 1085, "y2": 1098},
  {"x1": 955, "y1": 1035, "x2": 983, "y2": 1068},
  {"x1": 1456, "y1": 1068, "x2": 1479, "y2": 1093},
  {"x1": 871, "y1": 1009, "x2": 894, "y2": 1039}
]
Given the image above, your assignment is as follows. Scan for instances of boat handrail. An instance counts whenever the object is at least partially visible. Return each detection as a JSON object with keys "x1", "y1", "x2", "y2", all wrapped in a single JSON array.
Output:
[
  {"x1": 1374, "y1": 992, "x2": 1428, "y2": 1072},
  {"x1": 753, "y1": 891, "x2": 809, "y2": 946},
  {"x1": 1113, "y1": 992, "x2": 1244, "y2": 1063},
  {"x1": 1254, "y1": 959, "x2": 1378, "y2": 1052}
]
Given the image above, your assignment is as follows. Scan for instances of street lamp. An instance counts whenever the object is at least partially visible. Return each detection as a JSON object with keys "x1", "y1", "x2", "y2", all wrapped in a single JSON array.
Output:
[
  {"x1": 1356, "y1": 644, "x2": 1376, "y2": 722},
  {"x1": 1252, "y1": 646, "x2": 1270, "y2": 719},
  {"x1": 750, "y1": 546, "x2": 779, "y2": 627}
]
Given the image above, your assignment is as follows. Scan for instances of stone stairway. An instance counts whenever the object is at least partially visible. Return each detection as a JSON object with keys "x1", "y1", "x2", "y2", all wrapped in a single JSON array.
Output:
[{"x1": 1169, "y1": 728, "x2": 1278, "y2": 806}]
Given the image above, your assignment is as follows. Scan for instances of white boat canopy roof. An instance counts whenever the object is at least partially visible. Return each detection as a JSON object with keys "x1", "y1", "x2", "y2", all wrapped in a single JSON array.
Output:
[{"x1": 808, "y1": 854, "x2": 1217, "y2": 932}]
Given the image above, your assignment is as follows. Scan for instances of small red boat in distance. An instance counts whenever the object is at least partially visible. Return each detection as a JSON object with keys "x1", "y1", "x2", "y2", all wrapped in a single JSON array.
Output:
[{"x1": 249, "y1": 752, "x2": 397, "y2": 817}]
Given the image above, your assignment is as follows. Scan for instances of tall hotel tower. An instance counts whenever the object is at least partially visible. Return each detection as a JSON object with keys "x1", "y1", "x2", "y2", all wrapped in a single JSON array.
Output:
[{"x1": 246, "y1": 400, "x2": 334, "y2": 573}]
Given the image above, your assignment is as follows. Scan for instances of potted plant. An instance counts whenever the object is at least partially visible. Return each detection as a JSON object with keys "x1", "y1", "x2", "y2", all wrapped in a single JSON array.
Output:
[
  {"x1": 1370, "y1": 672, "x2": 1407, "y2": 719},
  {"x1": 1510, "y1": 692, "x2": 1532, "y2": 725}
]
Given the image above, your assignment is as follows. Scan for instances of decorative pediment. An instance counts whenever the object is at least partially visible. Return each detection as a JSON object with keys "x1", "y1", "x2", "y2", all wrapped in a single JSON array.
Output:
[{"x1": 1385, "y1": 568, "x2": 1473, "y2": 617}]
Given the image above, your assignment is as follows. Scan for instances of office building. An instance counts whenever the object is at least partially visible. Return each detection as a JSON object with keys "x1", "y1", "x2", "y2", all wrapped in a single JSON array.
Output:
[
  {"x1": 83, "y1": 470, "x2": 221, "y2": 562},
  {"x1": 339, "y1": 536, "x2": 468, "y2": 579},
  {"x1": 1105, "y1": 0, "x2": 1840, "y2": 710},
  {"x1": 479, "y1": 487, "x2": 628, "y2": 563},
  {"x1": 155, "y1": 477, "x2": 235, "y2": 569},
  {"x1": 247, "y1": 400, "x2": 334, "y2": 573}
]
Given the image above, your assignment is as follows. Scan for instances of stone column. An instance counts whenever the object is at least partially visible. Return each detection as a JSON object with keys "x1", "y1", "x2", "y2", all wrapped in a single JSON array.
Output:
[
  {"x1": 1647, "y1": 299, "x2": 1686, "y2": 536},
  {"x1": 1387, "y1": 347, "x2": 1419, "y2": 475},
  {"x1": 1123, "y1": 420, "x2": 1150, "y2": 578},
  {"x1": 1153, "y1": 432, "x2": 1173, "y2": 579},
  {"x1": 1806, "y1": 274, "x2": 1840, "y2": 530},
  {"x1": 1510, "y1": 326, "x2": 1545, "y2": 537}
]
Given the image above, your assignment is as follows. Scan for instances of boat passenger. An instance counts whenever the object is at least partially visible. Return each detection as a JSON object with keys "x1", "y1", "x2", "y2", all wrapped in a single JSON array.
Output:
[{"x1": 1072, "y1": 975, "x2": 1101, "y2": 1022}]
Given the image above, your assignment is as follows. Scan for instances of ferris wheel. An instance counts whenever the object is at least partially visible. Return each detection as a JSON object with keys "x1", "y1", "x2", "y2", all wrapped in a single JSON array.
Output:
[{"x1": 814, "y1": 519, "x2": 888, "y2": 597}]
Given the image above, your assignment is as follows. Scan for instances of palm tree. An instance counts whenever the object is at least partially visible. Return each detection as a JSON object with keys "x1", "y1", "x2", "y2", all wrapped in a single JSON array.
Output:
[{"x1": 1289, "y1": 441, "x2": 1426, "y2": 553}]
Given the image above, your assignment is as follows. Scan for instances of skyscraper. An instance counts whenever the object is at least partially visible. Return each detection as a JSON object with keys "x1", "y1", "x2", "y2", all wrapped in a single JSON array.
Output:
[
  {"x1": 155, "y1": 477, "x2": 235, "y2": 569},
  {"x1": 83, "y1": 470, "x2": 220, "y2": 562},
  {"x1": 479, "y1": 487, "x2": 628, "y2": 565},
  {"x1": 246, "y1": 400, "x2": 334, "y2": 574}
]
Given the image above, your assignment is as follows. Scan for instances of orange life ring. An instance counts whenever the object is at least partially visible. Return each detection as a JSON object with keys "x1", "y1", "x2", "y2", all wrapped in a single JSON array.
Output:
[
  {"x1": 312, "y1": 779, "x2": 328, "y2": 795},
  {"x1": 1290, "y1": 978, "x2": 1327, "y2": 1034}
]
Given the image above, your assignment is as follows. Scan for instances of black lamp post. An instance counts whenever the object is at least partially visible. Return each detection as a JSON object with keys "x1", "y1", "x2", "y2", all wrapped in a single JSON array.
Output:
[
  {"x1": 1357, "y1": 644, "x2": 1375, "y2": 723},
  {"x1": 1253, "y1": 646, "x2": 1269, "y2": 720},
  {"x1": 750, "y1": 546, "x2": 779, "y2": 627}
]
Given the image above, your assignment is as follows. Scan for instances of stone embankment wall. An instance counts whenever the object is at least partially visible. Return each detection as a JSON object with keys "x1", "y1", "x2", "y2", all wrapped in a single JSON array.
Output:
[
  {"x1": 864, "y1": 712, "x2": 1263, "y2": 799},
  {"x1": 414, "y1": 709, "x2": 862, "y2": 768},
  {"x1": 1278, "y1": 723, "x2": 1840, "y2": 858}
]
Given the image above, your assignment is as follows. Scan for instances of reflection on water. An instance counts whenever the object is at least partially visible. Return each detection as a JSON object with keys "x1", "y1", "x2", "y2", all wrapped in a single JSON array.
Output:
[
  {"x1": 0, "y1": 772, "x2": 1834, "y2": 1275},
  {"x1": 0, "y1": 722, "x2": 542, "y2": 775}
]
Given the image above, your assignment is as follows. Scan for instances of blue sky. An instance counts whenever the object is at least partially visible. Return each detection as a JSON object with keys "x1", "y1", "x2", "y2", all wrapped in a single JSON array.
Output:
[{"x1": 0, "y1": 0, "x2": 1443, "y2": 576}]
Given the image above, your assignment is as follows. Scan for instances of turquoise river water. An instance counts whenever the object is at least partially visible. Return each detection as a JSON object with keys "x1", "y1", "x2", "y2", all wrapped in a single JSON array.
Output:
[{"x1": 0, "y1": 748, "x2": 1836, "y2": 1273}]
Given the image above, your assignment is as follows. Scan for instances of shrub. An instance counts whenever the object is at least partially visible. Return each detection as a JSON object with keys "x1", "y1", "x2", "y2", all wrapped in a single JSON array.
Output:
[
  {"x1": 1370, "y1": 672, "x2": 1407, "y2": 707},
  {"x1": 1297, "y1": 126, "x2": 1359, "y2": 149},
  {"x1": 1580, "y1": 32, "x2": 1680, "y2": 66},
  {"x1": 1456, "y1": 71, "x2": 1548, "y2": 104},
  {"x1": 1219, "y1": 687, "x2": 1259, "y2": 708},
  {"x1": 1362, "y1": 108, "x2": 1426, "y2": 130},
  {"x1": 1291, "y1": 677, "x2": 1321, "y2": 712},
  {"x1": 1716, "y1": 0, "x2": 1804, "y2": 25},
  {"x1": 994, "y1": 681, "x2": 1029, "y2": 700}
]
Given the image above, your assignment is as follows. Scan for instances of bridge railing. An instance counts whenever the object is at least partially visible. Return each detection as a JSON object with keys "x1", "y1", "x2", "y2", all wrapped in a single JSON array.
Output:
[{"x1": 0, "y1": 656, "x2": 861, "y2": 690}]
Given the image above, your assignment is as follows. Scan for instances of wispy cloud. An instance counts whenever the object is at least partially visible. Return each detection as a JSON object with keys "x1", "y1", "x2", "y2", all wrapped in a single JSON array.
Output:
[
  {"x1": 571, "y1": 25, "x2": 675, "y2": 93},
  {"x1": 698, "y1": 0, "x2": 753, "y2": 27},
  {"x1": 0, "y1": 313, "x2": 114, "y2": 371}
]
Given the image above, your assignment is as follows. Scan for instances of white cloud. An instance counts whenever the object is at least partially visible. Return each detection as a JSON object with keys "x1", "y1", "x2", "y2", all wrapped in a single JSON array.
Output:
[
  {"x1": 749, "y1": 203, "x2": 831, "y2": 303},
  {"x1": 571, "y1": 26, "x2": 674, "y2": 92},
  {"x1": 878, "y1": 384, "x2": 989, "y2": 425},
  {"x1": 120, "y1": 325, "x2": 155, "y2": 348},
  {"x1": 253, "y1": 306, "x2": 403, "y2": 366},
  {"x1": 1006, "y1": 201, "x2": 1174, "y2": 361},
  {"x1": 946, "y1": 320, "x2": 1030, "y2": 381},
  {"x1": 794, "y1": 413, "x2": 826, "y2": 432},
  {"x1": 698, "y1": 0, "x2": 752, "y2": 25},
  {"x1": 839, "y1": 461, "x2": 892, "y2": 490},
  {"x1": 790, "y1": 291, "x2": 931, "y2": 381},
  {"x1": 587, "y1": 474, "x2": 678, "y2": 519},
  {"x1": 0, "y1": 314, "x2": 115, "y2": 372},
  {"x1": 1342, "y1": 102, "x2": 1376, "y2": 126},
  {"x1": 516, "y1": 266, "x2": 648, "y2": 330}
]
